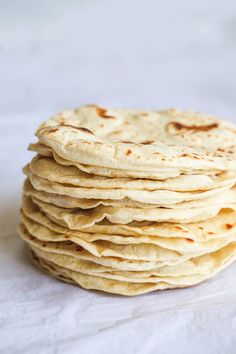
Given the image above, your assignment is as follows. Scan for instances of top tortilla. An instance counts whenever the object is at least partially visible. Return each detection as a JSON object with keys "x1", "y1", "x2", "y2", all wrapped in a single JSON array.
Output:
[{"x1": 36, "y1": 105, "x2": 236, "y2": 172}]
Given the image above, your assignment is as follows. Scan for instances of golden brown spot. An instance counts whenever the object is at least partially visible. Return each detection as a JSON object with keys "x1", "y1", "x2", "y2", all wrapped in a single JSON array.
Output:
[
  {"x1": 126, "y1": 149, "x2": 132, "y2": 156},
  {"x1": 96, "y1": 106, "x2": 115, "y2": 119},
  {"x1": 60, "y1": 124, "x2": 94, "y2": 135},
  {"x1": 169, "y1": 122, "x2": 219, "y2": 132},
  {"x1": 173, "y1": 227, "x2": 188, "y2": 233},
  {"x1": 140, "y1": 140, "x2": 154, "y2": 145},
  {"x1": 152, "y1": 152, "x2": 161, "y2": 156},
  {"x1": 47, "y1": 127, "x2": 59, "y2": 134},
  {"x1": 66, "y1": 142, "x2": 76, "y2": 147},
  {"x1": 186, "y1": 238, "x2": 194, "y2": 242},
  {"x1": 181, "y1": 153, "x2": 188, "y2": 157},
  {"x1": 173, "y1": 226, "x2": 184, "y2": 231},
  {"x1": 226, "y1": 224, "x2": 234, "y2": 230},
  {"x1": 122, "y1": 141, "x2": 134, "y2": 144},
  {"x1": 78, "y1": 127, "x2": 94, "y2": 134},
  {"x1": 82, "y1": 141, "x2": 92, "y2": 145}
]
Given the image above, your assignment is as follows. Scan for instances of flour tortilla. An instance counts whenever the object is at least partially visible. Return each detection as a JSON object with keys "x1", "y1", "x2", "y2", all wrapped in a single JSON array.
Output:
[
  {"x1": 28, "y1": 155, "x2": 236, "y2": 192},
  {"x1": 29, "y1": 142, "x2": 184, "y2": 180},
  {"x1": 19, "y1": 221, "x2": 189, "y2": 262},
  {"x1": 23, "y1": 178, "x2": 236, "y2": 210},
  {"x1": 18, "y1": 225, "x2": 193, "y2": 270},
  {"x1": 30, "y1": 141, "x2": 224, "y2": 180},
  {"x1": 22, "y1": 195, "x2": 236, "y2": 242},
  {"x1": 52, "y1": 147, "x2": 223, "y2": 179},
  {"x1": 28, "y1": 194, "x2": 231, "y2": 227},
  {"x1": 20, "y1": 211, "x2": 236, "y2": 256},
  {"x1": 24, "y1": 166, "x2": 233, "y2": 205},
  {"x1": 20, "y1": 223, "x2": 236, "y2": 277},
  {"x1": 31, "y1": 242, "x2": 236, "y2": 284},
  {"x1": 18, "y1": 214, "x2": 236, "y2": 264},
  {"x1": 29, "y1": 249, "x2": 180, "y2": 296},
  {"x1": 29, "y1": 240, "x2": 236, "y2": 295},
  {"x1": 36, "y1": 105, "x2": 236, "y2": 172}
]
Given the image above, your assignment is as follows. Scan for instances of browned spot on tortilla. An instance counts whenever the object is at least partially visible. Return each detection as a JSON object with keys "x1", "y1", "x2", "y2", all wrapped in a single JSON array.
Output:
[
  {"x1": 60, "y1": 124, "x2": 94, "y2": 135},
  {"x1": 76, "y1": 247, "x2": 83, "y2": 252},
  {"x1": 100, "y1": 124, "x2": 104, "y2": 128},
  {"x1": 82, "y1": 141, "x2": 92, "y2": 145},
  {"x1": 47, "y1": 127, "x2": 59, "y2": 134},
  {"x1": 152, "y1": 152, "x2": 161, "y2": 156},
  {"x1": 42, "y1": 244, "x2": 46, "y2": 247},
  {"x1": 226, "y1": 223, "x2": 234, "y2": 230},
  {"x1": 181, "y1": 153, "x2": 188, "y2": 157},
  {"x1": 96, "y1": 106, "x2": 115, "y2": 119},
  {"x1": 173, "y1": 225, "x2": 187, "y2": 232},
  {"x1": 122, "y1": 141, "x2": 134, "y2": 144},
  {"x1": 66, "y1": 142, "x2": 76, "y2": 147},
  {"x1": 207, "y1": 232, "x2": 215, "y2": 235},
  {"x1": 126, "y1": 149, "x2": 132, "y2": 156},
  {"x1": 169, "y1": 122, "x2": 219, "y2": 132},
  {"x1": 140, "y1": 140, "x2": 154, "y2": 145},
  {"x1": 186, "y1": 238, "x2": 194, "y2": 242}
]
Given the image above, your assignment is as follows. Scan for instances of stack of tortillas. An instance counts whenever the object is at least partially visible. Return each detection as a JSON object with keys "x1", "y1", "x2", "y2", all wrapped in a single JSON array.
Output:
[{"x1": 18, "y1": 105, "x2": 236, "y2": 296}]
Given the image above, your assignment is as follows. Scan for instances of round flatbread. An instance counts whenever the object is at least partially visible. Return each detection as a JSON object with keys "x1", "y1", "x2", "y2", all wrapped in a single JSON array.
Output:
[{"x1": 36, "y1": 105, "x2": 236, "y2": 172}]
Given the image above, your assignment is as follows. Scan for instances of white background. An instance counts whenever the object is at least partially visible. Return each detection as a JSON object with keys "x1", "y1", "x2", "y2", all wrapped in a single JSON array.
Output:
[{"x1": 1, "y1": 1, "x2": 236, "y2": 353}]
